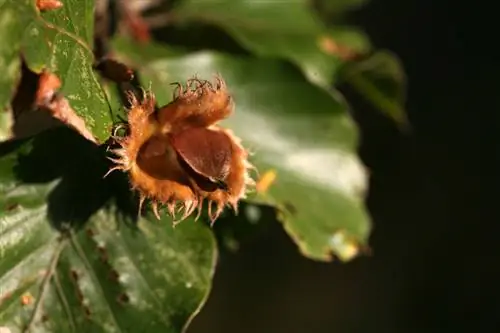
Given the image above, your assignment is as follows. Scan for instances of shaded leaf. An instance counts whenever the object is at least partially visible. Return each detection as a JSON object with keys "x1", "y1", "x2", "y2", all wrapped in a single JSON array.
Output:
[
  {"x1": 171, "y1": 0, "x2": 371, "y2": 87},
  {"x1": 313, "y1": 0, "x2": 370, "y2": 16},
  {"x1": 0, "y1": 0, "x2": 113, "y2": 142},
  {"x1": 113, "y1": 38, "x2": 372, "y2": 262},
  {"x1": 342, "y1": 50, "x2": 409, "y2": 128},
  {"x1": 211, "y1": 202, "x2": 276, "y2": 254},
  {"x1": 0, "y1": 127, "x2": 217, "y2": 332}
]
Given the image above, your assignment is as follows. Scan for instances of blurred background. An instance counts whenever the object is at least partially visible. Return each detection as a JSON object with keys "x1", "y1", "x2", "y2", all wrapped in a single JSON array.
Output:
[{"x1": 186, "y1": 1, "x2": 498, "y2": 333}]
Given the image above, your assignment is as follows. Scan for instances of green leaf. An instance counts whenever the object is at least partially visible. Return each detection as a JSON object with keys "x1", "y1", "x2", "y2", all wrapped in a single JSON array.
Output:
[
  {"x1": 171, "y1": 0, "x2": 371, "y2": 88},
  {"x1": 113, "y1": 38, "x2": 372, "y2": 262},
  {"x1": 0, "y1": 0, "x2": 113, "y2": 142},
  {"x1": 0, "y1": 127, "x2": 216, "y2": 332},
  {"x1": 342, "y1": 51, "x2": 409, "y2": 128}
]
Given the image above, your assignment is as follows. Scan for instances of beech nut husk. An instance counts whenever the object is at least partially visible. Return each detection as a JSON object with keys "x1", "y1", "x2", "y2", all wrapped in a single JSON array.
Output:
[{"x1": 106, "y1": 76, "x2": 255, "y2": 225}]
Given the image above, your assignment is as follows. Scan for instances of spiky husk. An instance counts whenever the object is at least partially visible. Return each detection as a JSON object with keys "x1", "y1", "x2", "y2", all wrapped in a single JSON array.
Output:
[{"x1": 106, "y1": 77, "x2": 255, "y2": 225}]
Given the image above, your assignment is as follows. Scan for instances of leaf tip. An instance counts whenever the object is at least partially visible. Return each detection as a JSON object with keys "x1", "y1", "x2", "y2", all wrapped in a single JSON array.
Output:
[{"x1": 329, "y1": 229, "x2": 369, "y2": 262}]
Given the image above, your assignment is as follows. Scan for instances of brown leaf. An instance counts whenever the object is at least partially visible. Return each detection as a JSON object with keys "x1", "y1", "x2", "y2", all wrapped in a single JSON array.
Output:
[{"x1": 43, "y1": 94, "x2": 97, "y2": 143}]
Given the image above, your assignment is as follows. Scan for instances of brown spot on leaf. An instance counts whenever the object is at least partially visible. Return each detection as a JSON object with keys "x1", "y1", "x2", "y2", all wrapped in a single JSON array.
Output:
[
  {"x1": 97, "y1": 245, "x2": 109, "y2": 263},
  {"x1": 86, "y1": 228, "x2": 95, "y2": 237},
  {"x1": 283, "y1": 201, "x2": 297, "y2": 216},
  {"x1": 76, "y1": 288, "x2": 84, "y2": 302},
  {"x1": 117, "y1": 293, "x2": 130, "y2": 304},
  {"x1": 109, "y1": 269, "x2": 119, "y2": 282},
  {"x1": 83, "y1": 306, "x2": 91, "y2": 318},
  {"x1": 20, "y1": 293, "x2": 34, "y2": 306},
  {"x1": 5, "y1": 203, "x2": 19, "y2": 212},
  {"x1": 318, "y1": 35, "x2": 358, "y2": 61},
  {"x1": 70, "y1": 269, "x2": 79, "y2": 282}
]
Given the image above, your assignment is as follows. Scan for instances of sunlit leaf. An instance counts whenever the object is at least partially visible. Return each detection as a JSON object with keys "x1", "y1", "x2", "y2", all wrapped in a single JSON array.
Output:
[{"x1": 0, "y1": 0, "x2": 113, "y2": 142}]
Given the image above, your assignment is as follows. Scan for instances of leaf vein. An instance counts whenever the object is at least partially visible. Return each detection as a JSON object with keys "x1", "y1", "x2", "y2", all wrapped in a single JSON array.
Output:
[{"x1": 69, "y1": 233, "x2": 124, "y2": 333}]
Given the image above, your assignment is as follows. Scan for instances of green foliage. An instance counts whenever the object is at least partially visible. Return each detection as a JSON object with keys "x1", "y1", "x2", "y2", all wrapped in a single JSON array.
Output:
[
  {"x1": 113, "y1": 38, "x2": 370, "y2": 261},
  {"x1": 0, "y1": 0, "x2": 406, "y2": 331},
  {"x1": 0, "y1": 127, "x2": 216, "y2": 332},
  {"x1": 172, "y1": 0, "x2": 371, "y2": 87},
  {"x1": 0, "y1": 0, "x2": 112, "y2": 142}
]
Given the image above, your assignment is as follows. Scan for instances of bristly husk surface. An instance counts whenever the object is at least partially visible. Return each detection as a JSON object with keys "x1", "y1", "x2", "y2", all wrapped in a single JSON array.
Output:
[{"x1": 106, "y1": 77, "x2": 255, "y2": 226}]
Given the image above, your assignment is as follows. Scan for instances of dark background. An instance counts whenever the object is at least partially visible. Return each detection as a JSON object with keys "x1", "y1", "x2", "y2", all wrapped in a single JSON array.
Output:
[{"x1": 188, "y1": 1, "x2": 499, "y2": 333}]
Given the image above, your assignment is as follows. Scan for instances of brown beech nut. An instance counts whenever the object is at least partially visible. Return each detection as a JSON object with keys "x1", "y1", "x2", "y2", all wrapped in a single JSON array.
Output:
[{"x1": 106, "y1": 76, "x2": 255, "y2": 225}]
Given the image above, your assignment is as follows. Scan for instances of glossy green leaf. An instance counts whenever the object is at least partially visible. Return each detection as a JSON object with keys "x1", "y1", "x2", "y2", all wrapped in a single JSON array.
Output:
[
  {"x1": 113, "y1": 38, "x2": 372, "y2": 262},
  {"x1": 0, "y1": 0, "x2": 113, "y2": 142},
  {"x1": 0, "y1": 127, "x2": 217, "y2": 332},
  {"x1": 342, "y1": 51, "x2": 409, "y2": 127},
  {"x1": 171, "y1": 0, "x2": 371, "y2": 88}
]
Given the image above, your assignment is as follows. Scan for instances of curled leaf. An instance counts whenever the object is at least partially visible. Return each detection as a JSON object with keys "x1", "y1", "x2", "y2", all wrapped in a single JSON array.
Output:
[{"x1": 42, "y1": 93, "x2": 97, "y2": 144}]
